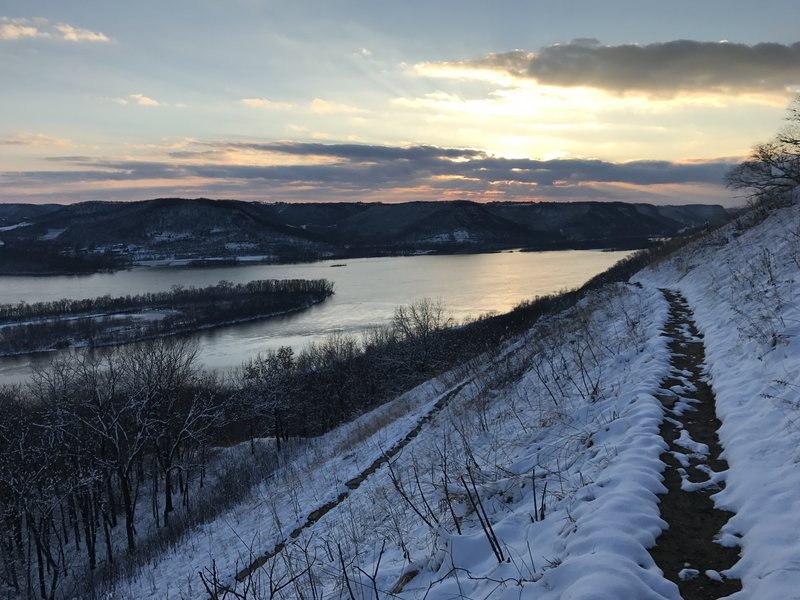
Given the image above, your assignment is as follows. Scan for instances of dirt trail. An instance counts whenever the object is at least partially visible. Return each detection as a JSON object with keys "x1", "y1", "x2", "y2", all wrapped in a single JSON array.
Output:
[
  {"x1": 649, "y1": 289, "x2": 741, "y2": 598},
  {"x1": 233, "y1": 379, "x2": 471, "y2": 583}
]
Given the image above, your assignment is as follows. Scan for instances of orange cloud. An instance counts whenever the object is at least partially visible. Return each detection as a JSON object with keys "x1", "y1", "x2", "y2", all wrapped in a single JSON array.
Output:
[{"x1": 241, "y1": 98, "x2": 294, "y2": 110}]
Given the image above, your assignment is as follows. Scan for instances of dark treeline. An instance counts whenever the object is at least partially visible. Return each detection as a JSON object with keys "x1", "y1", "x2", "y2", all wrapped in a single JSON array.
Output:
[
  {"x1": 0, "y1": 279, "x2": 333, "y2": 323},
  {"x1": 0, "y1": 279, "x2": 334, "y2": 355},
  {"x1": 0, "y1": 231, "x2": 716, "y2": 599},
  {"x1": 0, "y1": 243, "x2": 122, "y2": 276}
]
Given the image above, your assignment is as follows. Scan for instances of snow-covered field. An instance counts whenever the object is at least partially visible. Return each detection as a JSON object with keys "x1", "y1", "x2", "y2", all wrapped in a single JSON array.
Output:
[{"x1": 38, "y1": 200, "x2": 800, "y2": 599}]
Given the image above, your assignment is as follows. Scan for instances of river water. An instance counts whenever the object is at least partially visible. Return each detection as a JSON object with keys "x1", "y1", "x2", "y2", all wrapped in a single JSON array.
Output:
[{"x1": 0, "y1": 249, "x2": 629, "y2": 383}]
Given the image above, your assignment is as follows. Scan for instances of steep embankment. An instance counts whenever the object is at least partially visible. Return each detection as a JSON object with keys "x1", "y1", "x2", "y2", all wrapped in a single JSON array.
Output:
[
  {"x1": 115, "y1": 279, "x2": 682, "y2": 599},
  {"x1": 636, "y1": 201, "x2": 800, "y2": 598},
  {"x1": 68, "y1": 201, "x2": 798, "y2": 600}
]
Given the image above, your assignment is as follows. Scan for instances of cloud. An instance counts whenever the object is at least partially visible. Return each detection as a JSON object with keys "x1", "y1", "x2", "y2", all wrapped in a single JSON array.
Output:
[
  {"x1": 130, "y1": 93, "x2": 160, "y2": 107},
  {"x1": 309, "y1": 98, "x2": 364, "y2": 114},
  {"x1": 52, "y1": 142, "x2": 734, "y2": 189},
  {"x1": 202, "y1": 142, "x2": 732, "y2": 186},
  {"x1": 0, "y1": 17, "x2": 109, "y2": 43},
  {"x1": 4, "y1": 141, "x2": 735, "y2": 206},
  {"x1": 241, "y1": 98, "x2": 294, "y2": 110},
  {"x1": 0, "y1": 21, "x2": 42, "y2": 40},
  {"x1": 220, "y1": 141, "x2": 485, "y2": 162},
  {"x1": 114, "y1": 94, "x2": 161, "y2": 107},
  {"x1": 421, "y1": 39, "x2": 800, "y2": 95},
  {"x1": 0, "y1": 132, "x2": 71, "y2": 147},
  {"x1": 53, "y1": 23, "x2": 109, "y2": 43},
  {"x1": 241, "y1": 97, "x2": 363, "y2": 114}
]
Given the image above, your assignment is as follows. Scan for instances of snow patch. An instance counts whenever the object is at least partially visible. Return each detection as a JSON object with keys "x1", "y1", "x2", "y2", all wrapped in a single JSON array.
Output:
[{"x1": 39, "y1": 228, "x2": 66, "y2": 240}]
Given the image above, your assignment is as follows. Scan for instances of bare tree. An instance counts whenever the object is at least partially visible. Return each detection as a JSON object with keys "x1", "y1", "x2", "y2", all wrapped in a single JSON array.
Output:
[
  {"x1": 727, "y1": 96, "x2": 800, "y2": 207},
  {"x1": 0, "y1": 386, "x2": 60, "y2": 599},
  {"x1": 392, "y1": 298, "x2": 454, "y2": 374},
  {"x1": 306, "y1": 332, "x2": 360, "y2": 422},
  {"x1": 126, "y1": 340, "x2": 186, "y2": 517},
  {"x1": 126, "y1": 339, "x2": 219, "y2": 526},
  {"x1": 240, "y1": 346, "x2": 296, "y2": 452},
  {"x1": 33, "y1": 350, "x2": 148, "y2": 555}
]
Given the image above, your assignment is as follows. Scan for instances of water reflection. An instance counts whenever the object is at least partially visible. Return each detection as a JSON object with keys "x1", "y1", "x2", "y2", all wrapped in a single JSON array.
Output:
[{"x1": 0, "y1": 249, "x2": 630, "y2": 383}]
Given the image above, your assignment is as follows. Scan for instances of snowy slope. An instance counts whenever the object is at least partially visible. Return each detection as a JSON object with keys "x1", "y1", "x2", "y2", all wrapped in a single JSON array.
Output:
[
  {"x1": 635, "y1": 201, "x2": 800, "y2": 599},
  {"x1": 105, "y1": 200, "x2": 800, "y2": 600},
  {"x1": 112, "y1": 281, "x2": 682, "y2": 599}
]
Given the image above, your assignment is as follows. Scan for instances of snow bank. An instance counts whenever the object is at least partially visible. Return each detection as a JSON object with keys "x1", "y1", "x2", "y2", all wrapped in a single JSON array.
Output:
[{"x1": 636, "y1": 202, "x2": 800, "y2": 598}]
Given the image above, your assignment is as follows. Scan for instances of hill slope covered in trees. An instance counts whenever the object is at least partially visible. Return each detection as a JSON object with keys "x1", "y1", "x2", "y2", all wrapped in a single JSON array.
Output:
[{"x1": 0, "y1": 199, "x2": 728, "y2": 273}]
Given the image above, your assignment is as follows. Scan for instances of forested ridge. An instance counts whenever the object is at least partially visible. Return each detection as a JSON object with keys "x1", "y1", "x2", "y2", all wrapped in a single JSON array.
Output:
[{"x1": 0, "y1": 199, "x2": 729, "y2": 275}]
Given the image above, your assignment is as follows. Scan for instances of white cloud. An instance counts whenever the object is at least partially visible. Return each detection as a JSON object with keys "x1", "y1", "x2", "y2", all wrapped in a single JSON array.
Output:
[
  {"x1": 129, "y1": 93, "x2": 160, "y2": 106},
  {"x1": 309, "y1": 98, "x2": 363, "y2": 114},
  {"x1": 54, "y1": 23, "x2": 109, "y2": 43},
  {"x1": 242, "y1": 97, "x2": 363, "y2": 114},
  {"x1": 0, "y1": 132, "x2": 71, "y2": 147},
  {"x1": 0, "y1": 22, "x2": 43, "y2": 40},
  {"x1": 0, "y1": 17, "x2": 109, "y2": 43},
  {"x1": 113, "y1": 94, "x2": 161, "y2": 107},
  {"x1": 241, "y1": 98, "x2": 294, "y2": 110}
]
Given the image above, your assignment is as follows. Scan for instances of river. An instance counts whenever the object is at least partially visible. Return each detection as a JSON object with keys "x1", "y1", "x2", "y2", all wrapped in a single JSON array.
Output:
[{"x1": 0, "y1": 249, "x2": 630, "y2": 383}]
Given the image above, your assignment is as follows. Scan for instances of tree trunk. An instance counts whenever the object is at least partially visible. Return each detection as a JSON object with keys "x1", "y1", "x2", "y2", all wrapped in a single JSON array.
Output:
[
  {"x1": 180, "y1": 469, "x2": 189, "y2": 509},
  {"x1": 117, "y1": 470, "x2": 136, "y2": 554},
  {"x1": 27, "y1": 513, "x2": 58, "y2": 600},
  {"x1": 35, "y1": 532, "x2": 47, "y2": 600},
  {"x1": 58, "y1": 500, "x2": 69, "y2": 545},
  {"x1": 101, "y1": 511, "x2": 114, "y2": 566},
  {"x1": 151, "y1": 466, "x2": 159, "y2": 527},
  {"x1": 79, "y1": 490, "x2": 96, "y2": 570},
  {"x1": 105, "y1": 473, "x2": 118, "y2": 528},
  {"x1": 1, "y1": 530, "x2": 20, "y2": 592},
  {"x1": 12, "y1": 498, "x2": 23, "y2": 557},
  {"x1": 163, "y1": 467, "x2": 174, "y2": 525},
  {"x1": 200, "y1": 445, "x2": 206, "y2": 489},
  {"x1": 67, "y1": 493, "x2": 81, "y2": 550}
]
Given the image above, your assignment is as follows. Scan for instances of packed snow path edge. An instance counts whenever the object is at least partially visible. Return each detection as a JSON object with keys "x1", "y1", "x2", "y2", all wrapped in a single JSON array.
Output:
[
  {"x1": 232, "y1": 379, "x2": 472, "y2": 585},
  {"x1": 649, "y1": 289, "x2": 741, "y2": 598}
]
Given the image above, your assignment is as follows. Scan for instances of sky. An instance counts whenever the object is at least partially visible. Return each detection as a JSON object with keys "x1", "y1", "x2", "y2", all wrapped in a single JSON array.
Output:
[{"x1": 1, "y1": 1, "x2": 799, "y2": 207}]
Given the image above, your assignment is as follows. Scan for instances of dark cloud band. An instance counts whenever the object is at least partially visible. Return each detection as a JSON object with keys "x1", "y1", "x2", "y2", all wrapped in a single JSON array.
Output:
[
  {"x1": 4, "y1": 142, "x2": 733, "y2": 200},
  {"x1": 443, "y1": 39, "x2": 800, "y2": 94}
]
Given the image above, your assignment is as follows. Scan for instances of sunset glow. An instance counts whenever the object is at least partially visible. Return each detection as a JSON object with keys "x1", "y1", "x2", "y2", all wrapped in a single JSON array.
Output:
[{"x1": 2, "y1": 1, "x2": 799, "y2": 206}]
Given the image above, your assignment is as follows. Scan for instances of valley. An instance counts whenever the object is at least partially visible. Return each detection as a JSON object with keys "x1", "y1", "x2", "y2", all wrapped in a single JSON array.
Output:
[{"x1": 2, "y1": 198, "x2": 797, "y2": 599}]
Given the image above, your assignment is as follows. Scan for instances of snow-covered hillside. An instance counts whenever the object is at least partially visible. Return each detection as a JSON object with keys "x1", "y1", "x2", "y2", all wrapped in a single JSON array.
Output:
[
  {"x1": 635, "y1": 201, "x2": 800, "y2": 599},
  {"x1": 115, "y1": 279, "x2": 676, "y2": 600},
  {"x1": 50, "y1": 200, "x2": 800, "y2": 599}
]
